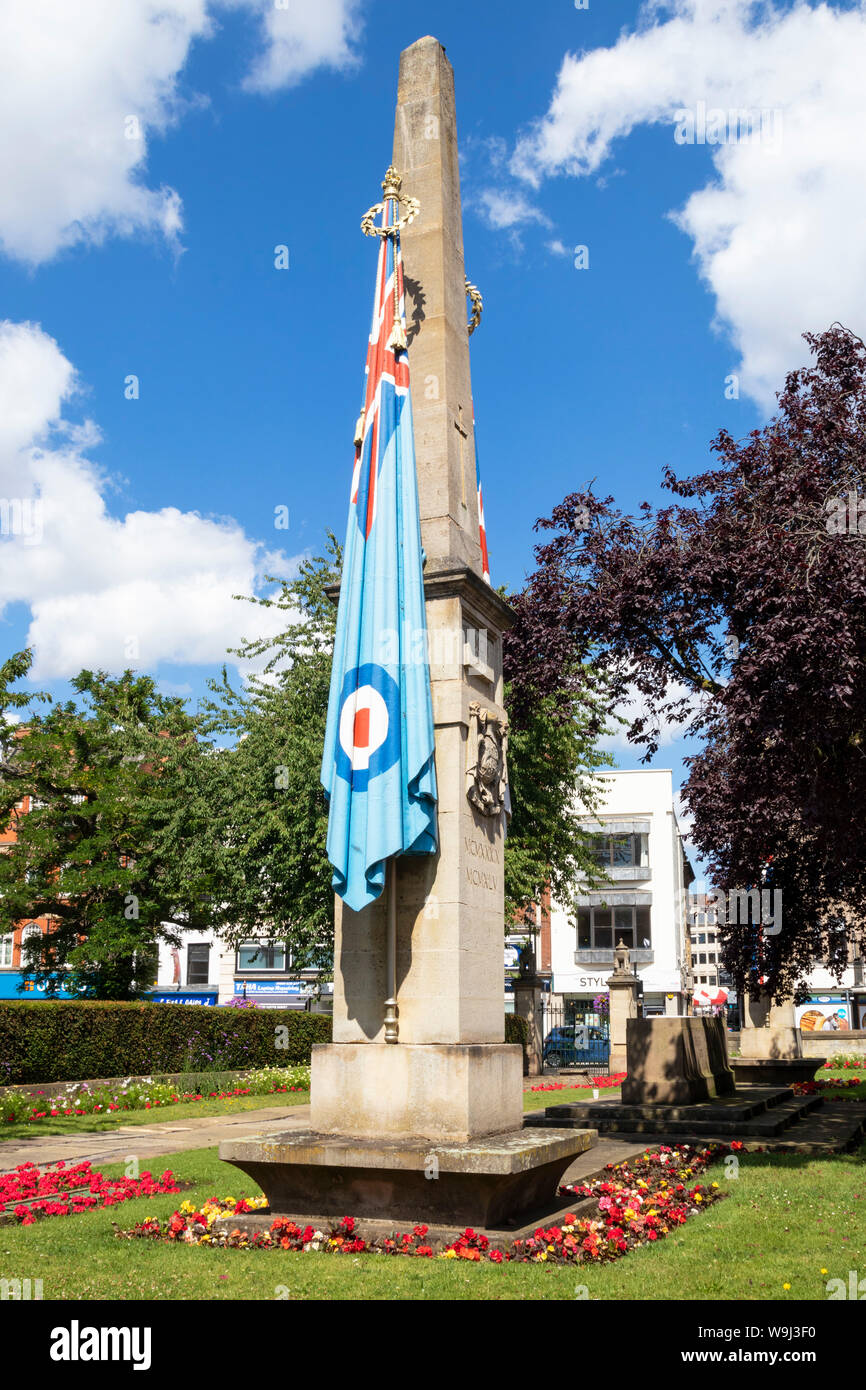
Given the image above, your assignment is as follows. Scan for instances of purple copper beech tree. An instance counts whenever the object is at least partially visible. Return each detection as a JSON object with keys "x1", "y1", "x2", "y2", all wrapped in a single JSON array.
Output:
[{"x1": 512, "y1": 326, "x2": 866, "y2": 1000}]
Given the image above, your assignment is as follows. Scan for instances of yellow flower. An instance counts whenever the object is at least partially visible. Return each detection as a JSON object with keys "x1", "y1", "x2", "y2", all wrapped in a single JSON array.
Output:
[
  {"x1": 783, "y1": 1283, "x2": 791, "y2": 1291},
  {"x1": 712, "y1": 1182, "x2": 719, "y2": 1189},
  {"x1": 440, "y1": 1249, "x2": 457, "y2": 1259},
  {"x1": 694, "y1": 1194, "x2": 703, "y2": 1203},
  {"x1": 821, "y1": 1268, "x2": 828, "y2": 1275}
]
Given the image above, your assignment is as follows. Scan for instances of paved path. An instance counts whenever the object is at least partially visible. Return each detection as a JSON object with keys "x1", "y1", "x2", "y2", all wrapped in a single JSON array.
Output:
[{"x1": 0, "y1": 1104, "x2": 313, "y2": 1172}]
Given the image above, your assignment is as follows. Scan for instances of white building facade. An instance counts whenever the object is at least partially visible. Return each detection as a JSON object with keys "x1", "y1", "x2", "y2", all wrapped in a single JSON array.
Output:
[
  {"x1": 151, "y1": 930, "x2": 330, "y2": 1010},
  {"x1": 549, "y1": 769, "x2": 693, "y2": 1021}
]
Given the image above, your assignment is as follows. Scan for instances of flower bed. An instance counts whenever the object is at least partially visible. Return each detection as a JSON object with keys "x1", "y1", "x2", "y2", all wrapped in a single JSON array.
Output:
[
  {"x1": 823, "y1": 1057, "x2": 865, "y2": 1070},
  {"x1": 1, "y1": 1064, "x2": 310, "y2": 1127},
  {"x1": 115, "y1": 1142, "x2": 729, "y2": 1265},
  {"x1": 0, "y1": 1159, "x2": 180, "y2": 1226},
  {"x1": 529, "y1": 1073, "x2": 626, "y2": 1093},
  {"x1": 793, "y1": 1077, "x2": 864, "y2": 1098}
]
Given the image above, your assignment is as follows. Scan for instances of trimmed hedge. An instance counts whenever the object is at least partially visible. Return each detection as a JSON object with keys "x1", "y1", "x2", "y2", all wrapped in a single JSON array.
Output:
[
  {"x1": 0, "y1": 1001, "x2": 332, "y2": 1086},
  {"x1": 505, "y1": 1011, "x2": 529, "y2": 1069},
  {"x1": 0, "y1": 1003, "x2": 529, "y2": 1086}
]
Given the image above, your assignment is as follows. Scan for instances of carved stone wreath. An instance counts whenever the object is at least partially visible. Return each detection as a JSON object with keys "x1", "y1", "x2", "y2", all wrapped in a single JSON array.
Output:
[
  {"x1": 466, "y1": 701, "x2": 509, "y2": 817},
  {"x1": 465, "y1": 276, "x2": 483, "y2": 335}
]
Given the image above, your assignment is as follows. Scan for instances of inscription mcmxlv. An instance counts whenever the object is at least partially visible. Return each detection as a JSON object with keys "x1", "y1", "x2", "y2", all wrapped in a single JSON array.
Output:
[{"x1": 465, "y1": 834, "x2": 499, "y2": 891}]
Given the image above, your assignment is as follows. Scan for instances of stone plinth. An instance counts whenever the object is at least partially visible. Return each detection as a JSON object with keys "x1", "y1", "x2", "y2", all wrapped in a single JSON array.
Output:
[
  {"x1": 218, "y1": 1127, "x2": 595, "y2": 1229},
  {"x1": 621, "y1": 1016, "x2": 736, "y2": 1105},
  {"x1": 512, "y1": 974, "x2": 543, "y2": 1076},
  {"x1": 310, "y1": 1042, "x2": 522, "y2": 1141},
  {"x1": 608, "y1": 942, "x2": 640, "y2": 1071},
  {"x1": 739, "y1": 995, "x2": 803, "y2": 1061}
]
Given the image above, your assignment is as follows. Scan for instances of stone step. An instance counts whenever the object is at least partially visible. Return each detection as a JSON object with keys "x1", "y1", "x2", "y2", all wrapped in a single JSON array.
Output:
[
  {"x1": 525, "y1": 1097, "x2": 866, "y2": 1154},
  {"x1": 535, "y1": 1085, "x2": 808, "y2": 1129},
  {"x1": 747, "y1": 1102, "x2": 866, "y2": 1155}
]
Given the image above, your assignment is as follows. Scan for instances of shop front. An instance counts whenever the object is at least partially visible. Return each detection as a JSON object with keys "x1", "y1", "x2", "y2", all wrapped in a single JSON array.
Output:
[
  {"x1": 795, "y1": 994, "x2": 857, "y2": 1033},
  {"x1": 147, "y1": 987, "x2": 218, "y2": 1006},
  {"x1": 0, "y1": 971, "x2": 74, "y2": 1000},
  {"x1": 231, "y1": 979, "x2": 317, "y2": 1010}
]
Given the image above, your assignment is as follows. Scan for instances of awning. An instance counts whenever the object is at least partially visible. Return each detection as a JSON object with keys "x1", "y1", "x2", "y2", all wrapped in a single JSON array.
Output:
[{"x1": 693, "y1": 986, "x2": 729, "y2": 1008}]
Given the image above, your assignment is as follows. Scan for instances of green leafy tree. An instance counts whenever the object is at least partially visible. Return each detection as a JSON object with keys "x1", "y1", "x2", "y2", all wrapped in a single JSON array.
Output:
[
  {"x1": 504, "y1": 671, "x2": 613, "y2": 927},
  {"x1": 200, "y1": 540, "x2": 340, "y2": 966},
  {"x1": 0, "y1": 659, "x2": 217, "y2": 998}
]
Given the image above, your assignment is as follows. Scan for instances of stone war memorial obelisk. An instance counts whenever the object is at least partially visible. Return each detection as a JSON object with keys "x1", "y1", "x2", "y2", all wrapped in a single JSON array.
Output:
[{"x1": 219, "y1": 36, "x2": 594, "y2": 1237}]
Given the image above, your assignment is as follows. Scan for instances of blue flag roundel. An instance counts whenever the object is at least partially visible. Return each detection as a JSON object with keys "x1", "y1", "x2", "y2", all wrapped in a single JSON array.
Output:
[{"x1": 334, "y1": 663, "x2": 400, "y2": 791}]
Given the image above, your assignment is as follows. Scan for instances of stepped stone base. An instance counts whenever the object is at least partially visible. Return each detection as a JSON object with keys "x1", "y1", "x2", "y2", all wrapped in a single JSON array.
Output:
[
  {"x1": 524, "y1": 1090, "x2": 866, "y2": 1153},
  {"x1": 732, "y1": 1057, "x2": 825, "y2": 1086},
  {"x1": 218, "y1": 1126, "x2": 596, "y2": 1229}
]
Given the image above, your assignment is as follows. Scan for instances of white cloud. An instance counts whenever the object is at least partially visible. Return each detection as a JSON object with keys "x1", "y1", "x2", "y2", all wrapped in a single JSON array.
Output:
[
  {"x1": 601, "y1": 677, "x2": 699, "y2": 751},
  {"x1": 674, "y1": 788, "x2": 695, "y2": 845},
  {"x1": 512, "y1": 0, "x2": 866, "y2": 409},
  {"x1": 0, "y1": 1, "x2": 208, "y2": 265},
  {"x1": 0, "y1": 0, "x2": 363, "y2": 266},
  {"x1": 230, "y1": 0, "x2": 363, "y2": 93},
  {"x1": 476, "y1": 188, "x2": 550, "y2": 232},
  {"x1": 0, "y1": 320, "x2": 290, "y2": 681}
]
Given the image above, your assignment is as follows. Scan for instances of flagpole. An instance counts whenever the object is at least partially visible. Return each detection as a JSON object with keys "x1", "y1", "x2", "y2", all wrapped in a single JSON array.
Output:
[{"x1": 384, "y1": 857, "x2": 399, "y2": 1043}]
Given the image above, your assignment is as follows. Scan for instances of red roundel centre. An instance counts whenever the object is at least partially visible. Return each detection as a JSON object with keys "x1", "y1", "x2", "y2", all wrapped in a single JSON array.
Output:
[{"x1": 353, "y1": 707, "x2": 371, "y2": 749}]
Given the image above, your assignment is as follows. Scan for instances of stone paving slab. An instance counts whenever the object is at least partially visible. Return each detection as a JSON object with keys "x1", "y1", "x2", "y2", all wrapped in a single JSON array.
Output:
[{"x1": 0, "y1": 1104, "x2": 312, "y2": 1173}]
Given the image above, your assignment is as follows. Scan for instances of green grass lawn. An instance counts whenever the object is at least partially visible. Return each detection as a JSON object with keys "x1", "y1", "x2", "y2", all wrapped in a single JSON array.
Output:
[
  {"x1": 523, "y1": 1084, "x2": 621, "y2": 1110},
  {"x1": 0, "y1": 1091, "x2": 310, "y2": 1143},
  {"x1": 2, "y1": 1066, "x2": 858, "y2": 1144},
  {"x1": 1, "y1": 1140, "x2": 863, "y2": 1300}
]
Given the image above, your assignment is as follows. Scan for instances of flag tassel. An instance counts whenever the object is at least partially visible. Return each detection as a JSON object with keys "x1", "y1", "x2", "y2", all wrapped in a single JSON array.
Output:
[{"x1": 384, "y1": 857, "x2": 399, "y2": 1043}]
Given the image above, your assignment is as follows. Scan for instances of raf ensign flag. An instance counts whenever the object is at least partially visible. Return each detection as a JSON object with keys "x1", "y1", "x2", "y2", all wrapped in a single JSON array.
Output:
[{"x1": 320, "y1": 195, "x2": 438, "y2": 913}]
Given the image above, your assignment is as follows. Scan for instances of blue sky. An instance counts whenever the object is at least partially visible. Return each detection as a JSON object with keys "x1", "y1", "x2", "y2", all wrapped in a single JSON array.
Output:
[{"x1": 1, "y1": 0, "x2": 863, "y2": 856}]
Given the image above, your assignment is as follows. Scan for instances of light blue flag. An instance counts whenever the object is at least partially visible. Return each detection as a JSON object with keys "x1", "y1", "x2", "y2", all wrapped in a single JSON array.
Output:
[{"x1": 320, "y1": 198, "x2": 438, "y2": 912}]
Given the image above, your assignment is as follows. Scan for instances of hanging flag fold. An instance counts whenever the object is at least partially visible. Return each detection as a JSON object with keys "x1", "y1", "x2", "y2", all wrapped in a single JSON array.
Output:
[
  {"x1": 474, "y1": 420, "x2": 491, "y2": 585},
  {"x1": 321, "y1": 192, "x2": 438, "y2": 913}
]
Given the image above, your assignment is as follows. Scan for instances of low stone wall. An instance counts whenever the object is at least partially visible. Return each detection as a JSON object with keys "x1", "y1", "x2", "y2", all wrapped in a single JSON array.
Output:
[
  {"x1": 727, "y1": 1030, "x2": 866, "y2": 1058},
  {"x1": 801, "y1": 1030, "x2": 866, "y2": 1057}
]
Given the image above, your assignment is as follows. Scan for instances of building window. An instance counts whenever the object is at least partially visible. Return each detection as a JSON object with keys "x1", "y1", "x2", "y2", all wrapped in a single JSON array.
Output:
[
  {"x1": 0, "y1": 934, "x2": 13, "y2": 967},
  {"x1": 236, "y1": 941, "x2": 287, "y2": 971},
  {"x1": 19, "y1": 922, "x2": 43, "y2": 962},
  {"x1": 590, "y1": 833, "x2": 649, "y2": 868},
  {"x1": 187, "y1": 942, "x2": 211, "y2": 986},
  {"x1": 577, "y1": 905, "x2": 651, "y2": 950}
]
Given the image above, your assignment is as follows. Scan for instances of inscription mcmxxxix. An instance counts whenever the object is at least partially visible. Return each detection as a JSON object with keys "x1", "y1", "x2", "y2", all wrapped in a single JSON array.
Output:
[{"x1": 465, "y1": 834, "x2": 498, "y2": 891}]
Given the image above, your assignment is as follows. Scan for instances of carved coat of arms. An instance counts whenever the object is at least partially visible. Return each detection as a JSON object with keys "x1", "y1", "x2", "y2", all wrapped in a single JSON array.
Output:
[{"x1": 465, "y1": 701, "x2": 510, "y2": 818}]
